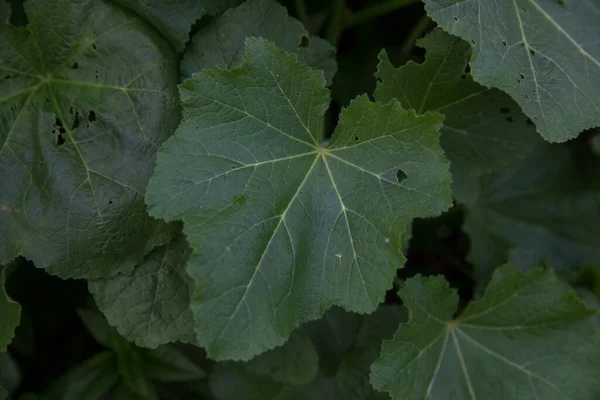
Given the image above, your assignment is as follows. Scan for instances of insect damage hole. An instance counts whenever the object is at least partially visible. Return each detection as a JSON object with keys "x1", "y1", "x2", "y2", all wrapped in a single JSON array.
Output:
[
  {"x1": 53, "y1": 117, "x2": 66, "y2": 146},
  {"x1": 396, "y1": 169, "x2": 408, "y2": 184}
]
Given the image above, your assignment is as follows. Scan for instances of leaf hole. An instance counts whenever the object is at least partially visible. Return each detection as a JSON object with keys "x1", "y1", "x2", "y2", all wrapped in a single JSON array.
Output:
[
  {"x1": 464, "y1": 64, "x2": 471, "y2": 74},
  {"x1": 396, "y1": 169, "x2": 407, "y2": 184},
  {"x1": 505, "y1": 116, "x2": 513, "y2": 123},
  {"x1": 460, "y1": 74, "x2": 467, "y2": 79},
  {"x1": 300, "y1": 35, "x2": 310, "y2": 48},
  {"x1": 92, "y1": 43, "x2": 97, "y2": 50},
  {"x1": 529, "y1": 49, "x2": 536, "y2": 56},
  {"x1": 71, "y1": 112, "x2": 80, "y2": 130},
  {"x1": 88, "y1": 110, "x2": 96, "y2": 122},
  {"x1": 520, "y1": 73, "x2": 525, "y2": 79},
  {"x1": 108, "y1": 200, "x2": 113, "y2": 205},
  {"x1": 453, "y1": 17, "x2": 458, "y2": 21},
  {"x1": 71, "y1": 62, "x2": 78, "y2": 69},
  {"x1": 500, "y1": 107, "x2": 510, "y2": 114},
  {"x1": 354, "y1": 136, "x2": 359, "y2": 141},
  {"x1": 526, "y1": 118, "x2": 534, "y2": 126},
  {"x1": 502, "y1": 40, "x2": 507, "y2": 46}
]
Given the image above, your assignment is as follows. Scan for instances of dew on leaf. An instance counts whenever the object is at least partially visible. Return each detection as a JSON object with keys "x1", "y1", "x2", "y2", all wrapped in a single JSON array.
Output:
[{"x1": 384, "y1": 237, "x2": 390, "y2": 243}]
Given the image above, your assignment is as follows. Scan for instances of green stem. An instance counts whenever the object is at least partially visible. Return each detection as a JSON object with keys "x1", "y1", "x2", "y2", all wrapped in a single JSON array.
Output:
[
  {"x1": 345, "y1": 0, "x2": 421, "y2": 29},
  {"x1": 399, "y1": 15, "x2": 432, "y2": 61},
  {"x1": 293, "y1": 0, "x2": 310, "y2": 29},
  {"x1": 326, "y1": 0, "x2": 347, "y2": 45}
]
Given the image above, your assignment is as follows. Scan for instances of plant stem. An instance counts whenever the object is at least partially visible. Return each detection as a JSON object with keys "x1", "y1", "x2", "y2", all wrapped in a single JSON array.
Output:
[
  {"x1": 399, "y1": 15, "x2": 432, "y2": 61},
  {"x1": 345, "y1": 0, "x2": 422, "y2": 29},
  {"x1": 326, "y1": 0, "x2": 347, "y2": 45},
  {"x1": 293, "y1": 0, "x2": 310, "y2": 29}
]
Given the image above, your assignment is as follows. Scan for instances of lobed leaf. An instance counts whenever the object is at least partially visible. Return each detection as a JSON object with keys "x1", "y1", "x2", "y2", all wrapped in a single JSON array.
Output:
[
  {"x1": 376, "y1": 28, "x2": 536, "y2": 204},
  {"x1": 111, "y1": 0, "x2": 244, "y2": 52},
  {"x1": 371, "y1": 265, "x2": 600, "y2": 400},
  {"x1": 424, "y1": 0, "x2": 600, "y2": 142},
  {"x1": 0, "y1": 0, "x2": 180, "y2": 278},
  {"x1": 146, "y1": 37, "x2": 452, "y2": 360},
  {"x1": 89, "y1": 233, "x2": 196, "y2": 348},
  {"x1": 180, "y1": 0, "x2": 337, "y2": 85}
]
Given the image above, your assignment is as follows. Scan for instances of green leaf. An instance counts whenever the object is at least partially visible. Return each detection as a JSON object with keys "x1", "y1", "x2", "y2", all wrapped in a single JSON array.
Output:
[
  {"x1": 0, "y1": 387, "x2": 6, "y2": 400},
  {"x1": 245, "y1": 332, "x2": 319, "y2": 385},
  {"x1": 424, "y1": 0, "x2": 600, "y2": 142},
  {"x1": 180, "y1": 0, "x2": 337, "y2": 85},
  {"x1": 146, "y1": 37, "x2": 452, "y2": 360},
  {"x1": 210, "y1": 306, "x2": 405, "y2": 400},
  {"x1": 465, "y1": 138, "x2": 600, "y2": 284},
  {"x1": 376, "y1": 28, "x2": 536, "y2": 204},
  {"x1": 46, "y1": 351, "x2": 120, "y2": 400},
  {"x1": 0, "y1": 0, "x2": 180, "y2": 278},
  {"x1": 110, "y1": 0, "x2": 243, "y2": 52},
  {"x1": 89, "y1": 234, "x2": 195, "y2": 348},
  {"x1": 370, "y1": 265, "x2": 600, "y2": 400},
  {"x1": 0, "y1": 266, "x2": 19, "y2": 351},
  {"x1": 0, "y1": 352, "x2": 19, "y2": 395},
  {"x1": 142, "y1": 346, "x2": 205, "y2": 383}
]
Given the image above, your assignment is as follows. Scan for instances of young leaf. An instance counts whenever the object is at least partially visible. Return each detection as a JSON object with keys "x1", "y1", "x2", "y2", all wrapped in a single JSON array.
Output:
[
  {"x1": 370, "y1": 265, "x2": 600, "y2": 400},
  {"x1": 146, "y1": 38, "x2": 452, "y2": 360},
  {"x1": 0, "y1": 266, "x2": 19, "y2": 351},
  {"x1": 110, "y1": 0, "x2": 243, "y2": 52},
  {"x1": 89, "y1": 234, "x2": 195, "y2": 348},
  {"x1": 180, "y1": 0, "x2": 337, "y2": 85},
  {"x1": 424, "y1": 0, "x2": 600, "y2": 142},
  {"x1": 0, "y1": 0, "x2": 180, "y2": 278},
  {"x1": 465, "y1": 138, "x2": 600, "y2": 284},
  {"x1": 376, "y1": 29, "x2": 536, "y2": 204},
  {"x1": 210, "y1": 306, "x2": 405, "y2": 400}
]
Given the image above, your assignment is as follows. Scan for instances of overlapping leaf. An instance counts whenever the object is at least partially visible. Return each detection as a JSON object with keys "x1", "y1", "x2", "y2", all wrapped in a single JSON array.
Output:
[
  {"x1": 181, "y1": 0, "x2": 337, "y2": 85},
  {"x1": 371, "y1": 265, "x2": 600, "y2": 400},
  {"x1": 111, "y1": 0, "x2": 243, "y2": 52},
  {"x1": 0, "y1": 0, "x2": 180, "y2": 278},
  {"x1": 210, "y1": 306, "x2": 405, "y2": 400},
  {"x1": 146, "y1": 38, "x2": 452, "y2": 360},
  {"x1": 89, "y1": 233, "x2": 195, "y2": 348},
  {"x1": 465, "y1": 138, "x2": 600, "y2": 283},
  {"x1": 424, "y1": 0, "x2": 600, "y2": 142},
  {"x1": 0, "y1": 266, "x2": 19, "y2": 351},
  {"x1": 376, "y1": 29, "x2": 536, "y2": 203}
]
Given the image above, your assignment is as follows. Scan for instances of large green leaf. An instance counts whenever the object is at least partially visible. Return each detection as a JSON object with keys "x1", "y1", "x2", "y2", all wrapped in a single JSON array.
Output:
[
  {"x1": 0, "y1": 0, "x2": 180, "y2": 278},
  {"x1": 146, "y1": 38, "x2": 452, "y2": 360},
  {"x1": 180, "y1": 0, "x2": 337, "y2": 85},
  {"x1": 465, "y1": 138, "x2": 600, "y2": 284},
  {"x1": 0, "y1": 266, "x2": 19, "y2": 351},
  {"x1": 210, "y1": 306, "x2": 405, "y2": 400},
  {"x1": 111, "y1": 0, "x2": 243, "y2": 52},
  {"x1": 89, "y1": 233, "x2": 195, "y2": 348},
  {"x1": 424, "y1": 0, "x2": 600, "y2": 142},
  {"x1": 376, "y1": 28, "x2": 536, "y2": 204},
  {"x1": 370, "y1": 265, "x2": 600, "y2": 400}
]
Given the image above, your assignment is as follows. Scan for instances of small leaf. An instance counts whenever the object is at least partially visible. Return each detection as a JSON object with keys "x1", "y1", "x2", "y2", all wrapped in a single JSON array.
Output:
[
  {"x1": 371, "y1": 265, "x2": 600, "y2": 400},
  {"x1": 180, "y1": 0, "x2": 337, "y2": 84},
  {"x1": 89, "y1": 234, "x2": 195, "y2": 348},
  {"x1": 375, "y1": 29, "x2": 536, "y2": 203},
  {"x1": 0, "y1": 266, "x2": 20, "y2": 351},
  {"x1": 146, "y1": 38, "x2": 452, "y2": 360},
  {"x1": 110, "y1": 0, "x2": 243, "y2": 52},
  {"x1": 465, "y1": 138, "x2": 600, "y2": 284},
  {"x1": 424, "y1": 0, "x2": 600, "y2": 142},
  {"x1": 210, "y1": 306, "x2": 406, "y2": 400},
  {"x1": 0, "y1": 0, "x2": 180, "y2": 278}
]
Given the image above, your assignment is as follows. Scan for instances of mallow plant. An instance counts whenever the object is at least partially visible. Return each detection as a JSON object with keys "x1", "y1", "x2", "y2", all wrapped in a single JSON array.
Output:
[{"x1": 1, "y1": 0, "x2": 599, "y2": 398}]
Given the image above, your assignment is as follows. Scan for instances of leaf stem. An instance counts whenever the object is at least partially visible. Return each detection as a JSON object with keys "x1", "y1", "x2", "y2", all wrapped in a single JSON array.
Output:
[
  {"x1": 344, "y1": 0, "x2": 422, "y2": 29},
  {"x1": 293, "y1": 0, "x2": 310, "y2": 29},
  {"x1": 326, "y1": 0, "x2": 348, "y2": 45},
  {"x1": 398, "y1": 15, "x2": 433, "y2": 61}
]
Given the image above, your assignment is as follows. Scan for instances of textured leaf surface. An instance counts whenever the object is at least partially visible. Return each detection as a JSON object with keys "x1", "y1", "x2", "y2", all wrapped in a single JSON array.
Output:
[
  {"x1": 0, "y1": 0, "x2": 180, "y2": 278},
  {"x1": 376, "y1": 29, "x2": 536, "y2": 203},
  {"x1": 371, "y1": 265, "x2": 600, "y2": 400},
  {"x1": 89, "y1": 234, "x2": 195, "y2": 348},
  {"x1": 0, "y1": 266, "x2": 19, "y2": 351},
  {"x1": 111, "y1": 0, "x2": 243, "y2": 52},
  {"x1": 146, "y1": 38, "x2": 452, "y2": 360},
  {"x1": 424, "y1": 0, "x2": 600, "y2": 142},
  {"x1": 180, "y1": 0, "x2": 337, "y2": 84},
  {"x1": 210, "y1": 306, "x2": 405, "y2": 400},
  {"x1": 465, "y1": 138, "x2": 600, "y2": 283}
]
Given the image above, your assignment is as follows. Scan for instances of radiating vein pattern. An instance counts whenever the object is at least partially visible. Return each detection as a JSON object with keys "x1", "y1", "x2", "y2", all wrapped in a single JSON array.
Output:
[
  {"x1": 0, "y1": 0, "x2": 180, "y2": 278},
  {"x1": 370, "y1": 265, "x2": 600, "y2": 400},
  {"x1": 424, "y1": 0, "x2": 600, "y2": 141},
  {"x1": 146, "y1": 38, "x2": 452, "y2": 360}
]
